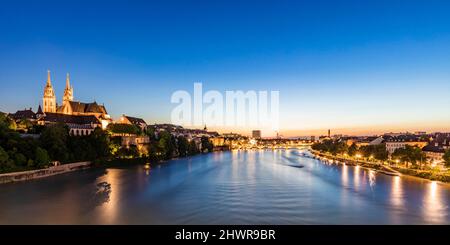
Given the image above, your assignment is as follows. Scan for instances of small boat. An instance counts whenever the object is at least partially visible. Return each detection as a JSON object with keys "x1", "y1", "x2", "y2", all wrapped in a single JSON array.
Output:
[{"x1": 377, "y1": 170, "x2": 399, "y2": 177}]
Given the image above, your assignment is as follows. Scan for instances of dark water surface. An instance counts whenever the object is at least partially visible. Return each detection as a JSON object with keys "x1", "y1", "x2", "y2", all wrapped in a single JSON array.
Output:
[{"x1": 1, "y1": 150, "x2": 449, "y2": 224}]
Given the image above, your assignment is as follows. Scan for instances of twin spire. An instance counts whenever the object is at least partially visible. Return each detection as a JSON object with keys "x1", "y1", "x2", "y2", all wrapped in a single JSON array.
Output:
[
  {"x1": 45, "y1": 70, "x2": 74, "y2": 105},
  {"x1": 46, "y1": 70, "x2": 72, "y2": 90},
  {"x1": 65, "y1": 72, "x2": 72, "y2": 90},
  {"x1": 46, "y1": 70, "x2": 52, "y2": 86}
]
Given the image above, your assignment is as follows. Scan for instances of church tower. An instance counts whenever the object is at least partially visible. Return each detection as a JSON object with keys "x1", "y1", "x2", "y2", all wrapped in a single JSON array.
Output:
[
  {"x1": 63, "y1": 73, "x2": 73, "y2": 105},
  {"x1": 43, "y1": 70, "x2": 56, "y2": 113}
]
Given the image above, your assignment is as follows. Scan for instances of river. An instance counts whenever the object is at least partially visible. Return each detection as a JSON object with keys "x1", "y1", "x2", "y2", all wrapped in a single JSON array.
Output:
[{"x1": 0, "y1": 149, "x2": 449, "y2": 224}]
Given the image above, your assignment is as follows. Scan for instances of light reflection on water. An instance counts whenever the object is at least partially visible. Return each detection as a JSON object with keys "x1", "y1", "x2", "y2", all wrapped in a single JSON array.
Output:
[
  {"x1": 423, "y1": 181, "x2": 446, "y2": 224},
  {"x1": 0, "y1": 149, "x2": 449, "y2": 224},
  {"x1": 390, "y1": 176, "x2": 404, "y2": 208}
]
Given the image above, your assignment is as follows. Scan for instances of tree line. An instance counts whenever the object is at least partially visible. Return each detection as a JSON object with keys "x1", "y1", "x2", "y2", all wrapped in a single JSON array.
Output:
[
  {"x1": 311, "y1": 139, "x2": 440, "y2": 168},
  {"x1": 106, "y1": 123, "x2": 214, "y2": 162},
  {"x1": 1, "y1": 113, "x2": 111, "y2": 173},
  {"x1": 0, "y1": 115, "x2": 215, "y2": 173}
]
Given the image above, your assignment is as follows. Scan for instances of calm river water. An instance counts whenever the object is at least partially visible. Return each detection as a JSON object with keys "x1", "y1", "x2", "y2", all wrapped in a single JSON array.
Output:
[{"x1": 0, "y1": 149, "x2": 449, "y2": 224}]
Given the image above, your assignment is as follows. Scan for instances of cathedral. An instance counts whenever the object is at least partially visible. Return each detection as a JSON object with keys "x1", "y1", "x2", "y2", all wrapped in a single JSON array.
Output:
[{"x1": 40, "y1": 71, "x2": 112, "y2": 134}]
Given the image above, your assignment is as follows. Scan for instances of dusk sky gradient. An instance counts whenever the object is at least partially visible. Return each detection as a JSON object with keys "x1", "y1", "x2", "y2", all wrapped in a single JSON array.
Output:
[{"x1": 1, "y1": 0, "x2": 450, "y2": 136}]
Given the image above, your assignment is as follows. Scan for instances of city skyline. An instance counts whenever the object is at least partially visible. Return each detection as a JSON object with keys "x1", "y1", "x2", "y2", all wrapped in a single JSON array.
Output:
[{"x1": 1, "y1": 1, "x2": 450, "y2": 136}]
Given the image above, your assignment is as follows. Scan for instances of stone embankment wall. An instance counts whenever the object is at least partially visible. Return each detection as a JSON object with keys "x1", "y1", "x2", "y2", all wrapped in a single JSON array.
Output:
[{"x1": 0, "y1": 161, "x2": 92, "y2": 184}]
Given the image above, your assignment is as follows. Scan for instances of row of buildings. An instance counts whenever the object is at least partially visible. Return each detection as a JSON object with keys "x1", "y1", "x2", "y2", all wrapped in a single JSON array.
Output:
[
  {"x1": 319, "y1": 131, "x2": 450, "y2": 166},
  {"x1": 7, "y1": 72, "x2": 224, "y2": 153}
]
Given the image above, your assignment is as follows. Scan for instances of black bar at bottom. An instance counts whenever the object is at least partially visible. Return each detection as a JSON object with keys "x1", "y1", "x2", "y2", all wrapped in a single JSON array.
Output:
[{"x1": 0, "y1": 225, "x2": 448, "y2": 244}]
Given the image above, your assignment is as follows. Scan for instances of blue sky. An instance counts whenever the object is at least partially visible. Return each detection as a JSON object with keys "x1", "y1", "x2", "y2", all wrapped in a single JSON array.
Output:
[{"x1": 1, "y1": 0, "x2": 450, "y2": 136}]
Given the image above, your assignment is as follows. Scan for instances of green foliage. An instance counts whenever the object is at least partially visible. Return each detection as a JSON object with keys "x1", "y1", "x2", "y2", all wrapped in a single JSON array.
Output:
[
  {"x1": 392, "y1": 145, "x2": 427, "y2": 166},
  {"x1": 147, "y1": 141, "x2": 164, "y2": 162},
  {"x1": 177, "y1": 136, "x2": 189, "y2": 157},
  {"x1": 13, "y1": 153, "x2": 27, "y2": 166},
  {"x1": 311, "y1": 140, "x2": 348, "y2": 156},
  {"x1": 1, "y1": 119, "x2": 114, "y2": 173},
  {"x1": 443, "y1": 150, "x2": 450, "y2": 167},
  {"x1": 145, "y1": 127, "x2": 156, "y2": 140},
  {"x1": 40, "y1": 123, "x2": 69, "y2": 162},
  {"x1": 89, "y1": 127, "x2": 111, "y2": 159},
  {"x1": 158, "y1": 131, "x2": 176, "y2": 160},
  {"x1": 359, "y1": 144, "x2": 388, "y2": 161},
  {"x1": 188, "y1": 140, "x2": 199, "y2": 155},
  {"x1": 201, "y1": 136, "x2": 213, "y2": 153},
  {"x1": 0, "y1": 116, "x2": 45, "y2": 171},
  {"x1": 0, "y1": 146, "x2": 13, "y2": 170},
  {"x1": 67, "y1": 127, "x2": 112, "y2": 162},
  {"x1": 1, "y1": 113, "x2": 212, "y2": 173},
  {"x1": 107, "y1": 123, "x2": 141, "y2": 135},
  {"x1": 28, "y1": 124, "x2": 45, "y2": 134},
  {"x1": 348, "y1": 143, "x2": 358, "y2": 156},
  {"x1": 0, "y1": 113, "x2": 16, "y2": 131},
  {"x1": 116, "y1": 145, "x2": 140, "y2": 159},
  {"x1": 34, "y1": 147, "x2": 50, "y2": 167},
  {"x1": 16, "y1": 119, "x2": 33, "y2": 132},
  {"x1": 313, "y1": 140, "x2": 389, "y2": 161}
]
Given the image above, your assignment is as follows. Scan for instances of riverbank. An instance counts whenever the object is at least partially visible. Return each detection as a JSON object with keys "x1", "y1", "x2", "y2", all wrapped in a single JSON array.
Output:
[
  {"x1": 0, "y1": 150, "x2": 227, "y2": 184},
  {"x1": 310, "y1": 150, "x2": 450, "y2": 183},
  {"x1": 0, "y1": 161, "x2": 92, "y2": 184}
]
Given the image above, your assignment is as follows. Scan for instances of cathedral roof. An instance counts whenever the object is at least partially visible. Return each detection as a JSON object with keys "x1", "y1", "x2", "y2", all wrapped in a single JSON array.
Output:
[
  {"x1": 36, "y1": 105, "x2": 43, "y2": 115},
  {"x1": 68, "y1": 101, "x2": 108, "y2": 115},
  {"x1": 41, "y1": 113, "x2": 101, "y2": 125},
  {"x1": 123, "y1": 115, "x2": 147, "y2": 125},
  {"x1": 9, "y1": 108, "x2": 36, "y2": 120}
]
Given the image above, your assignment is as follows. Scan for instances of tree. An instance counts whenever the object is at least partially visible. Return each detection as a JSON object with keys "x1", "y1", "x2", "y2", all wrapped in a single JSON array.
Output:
[
  {"x1": 360, "y1": 144, "x2": 388, "y2": 161},
  {"x1": 311, "y1": 140, "x2": 347, "y2": 156},
  {"x1": 17, "y1": 119, "x2": 33, "y2": 132},
  {"x1": 177, "y1": 136, "x2": 189, "y2": 157},
  {"x1": 35, "y1": 147, "x2": 50, "y2": 167},
  {"x1": 392, "y1": 145, "x2": 426, "y2": 168},
  {"x1": 116, "y1": 145, "x2": 140, "y2": 158},
  {"x1": 107, "y1": 123, "x2": 141, "y2": 135},
  {"x1": 28, "y1": 124, "x2": 45, "y2": 134},
  {"x1": 348, "y1": 143, "x2": 358, "y2": 157},
  {"x1": 443, "y1": 150, "x2": 450, "y2": 167},
  {"x1": 89, "y1": 127, "x2": 111, "y2": 159},
  {"x1": 158, "y1": 131, "x2": 176, "y2": 160},
  {"x1": 147, "y1": 140, "x2": 163, "y2": 162},
  {"x1": 0, "y1": 113, "x2": 16, "y2": 131},
  {"x1": 0, "y1": 146, "x2": 12, "y2": 170},
  {"x1": 188, "y1": 140, "x2": 199, "y2": 156},
  {"x1": 13, "y1": 153, "x2": 27, "y2": 166},
  {"x1": 373, "y1": 144, "x2": 388, "y2": 161},
  {"x1": 40, "y1": 123, "x2": 69, "y2": 162},
  {"x1": 201, "y1": 136, "x2": 213, "y2": 153},
  {"x1": 145, "y1": 126, "x2": 156, "y2": 141}
]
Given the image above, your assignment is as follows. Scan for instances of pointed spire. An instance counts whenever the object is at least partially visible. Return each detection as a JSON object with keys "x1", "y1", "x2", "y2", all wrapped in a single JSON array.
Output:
[
  {"x1": 65, "y1": 73, "x2": 71, "y2": 89},
  {"x1": 46, "y1": 70, "x2": 52, "y2": 86},
  {"x1": 37, "y1": 104, "x2": 43, "y2": 115}
]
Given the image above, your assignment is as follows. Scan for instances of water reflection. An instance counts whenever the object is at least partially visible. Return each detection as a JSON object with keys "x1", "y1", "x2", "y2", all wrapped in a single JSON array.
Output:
[
  {"x1": 368, "y1": 170, "x2": 376, "y2": 189},
  {"x1": 342, "y1": 164, "x2": 348, "y2": 187},
  {"x1": 0, "y1": 150, "x2": 449, "y2": 224},
  {"x1": 97, "y1": 169, "x2": 120, "y2": 224},
  {"x1": 354, "y1": 165, "x2": 360, "y2": 189},
  {"x1": 390, "y1": 176, "x2": 404, "y2": 208},
  {"x1": 423, "y1": 181, "x2": 448, "y2": 223}
]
